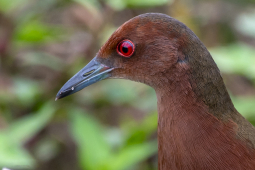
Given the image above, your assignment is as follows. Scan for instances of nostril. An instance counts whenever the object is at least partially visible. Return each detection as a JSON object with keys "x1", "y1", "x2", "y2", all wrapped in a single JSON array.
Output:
[{"x1": 83, "y1": 69, "x2": 95, "y2": 77}]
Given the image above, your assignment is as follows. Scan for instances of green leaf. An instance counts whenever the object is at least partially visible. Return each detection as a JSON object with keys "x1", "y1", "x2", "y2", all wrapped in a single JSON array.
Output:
[
  {"x1": 210, "y1": 43, "x2": 255, "y2": 80},
  {"x1": 106, "y1": 0, "x2": 172, "y2": 10},
  {"x1": 6, "y1": 102, "x2": 56, "y2": 144},
  {"x1": 123, "y1": 112, "x2": 158, "y2": 145},
  {"x1": 126, "y1": 0, "x2": 170, "y2": 7},
  {"x1": 0, "y1": 133, "x2": 35, "y2": 169},
  {"x1": 105, "y1": 0, "x2": 126, "y2": 10},
  {"x1": 14, "y1": 20, "x2": 62, "y2": 43},
  {"x1": 0, "y1": 0, "x2": 30, "y2": 13},
  {"x1": 70, "y1": 110, "x2": 112, "y2": 170},
  {"x1": 0, "y1": 102, "x2": 55, "y2": 168},
  {"x1": 69, "y1": 109, "x2": 158, "y2": 170},
  {"x1": 232, "y1": 96, "x2": 255, "y2": 119},
  {"x1": 109, "y1": 141, "x2": 157, "y2": 170}
]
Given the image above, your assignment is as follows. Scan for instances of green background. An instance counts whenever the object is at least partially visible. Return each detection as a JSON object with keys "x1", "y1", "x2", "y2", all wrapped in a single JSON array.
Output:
[{"x1": 0, "y1": 0, "x2": 255, "y2": 169}]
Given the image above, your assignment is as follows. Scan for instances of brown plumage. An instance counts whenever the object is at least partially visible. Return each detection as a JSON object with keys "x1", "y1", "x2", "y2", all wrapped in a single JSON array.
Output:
[{"x1": 56, "y1": 13, "x2": 255, "y2": 169}]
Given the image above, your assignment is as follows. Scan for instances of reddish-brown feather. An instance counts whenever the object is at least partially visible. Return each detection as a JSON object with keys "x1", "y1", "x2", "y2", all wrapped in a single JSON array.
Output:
[
  {"x1": 156, "y1": 66, "x2": 255, "y2": 169},
  {"x1": 96, "y1": 13, "x2": 255, "y2": 169}
]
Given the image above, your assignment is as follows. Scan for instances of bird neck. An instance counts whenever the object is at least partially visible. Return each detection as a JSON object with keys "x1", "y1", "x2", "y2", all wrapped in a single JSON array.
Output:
[{"x1": 155, "y1": 66, "x2": 255, "y2": 169}]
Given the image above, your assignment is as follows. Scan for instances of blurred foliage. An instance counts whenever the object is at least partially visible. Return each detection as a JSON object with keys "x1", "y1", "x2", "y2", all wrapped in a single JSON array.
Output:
[
  {"x1": 211, "y1": 43, "x2": 255, "y2": 81},
  {"x1": 70, "y1": 109, "x2": 157, "y2": 170},
  {"x1": 0, "y1": 0, "x2": 255, "y2": 170},
  {"x1": 0, "y1": 102, "x2": 55, "y2": 169}
]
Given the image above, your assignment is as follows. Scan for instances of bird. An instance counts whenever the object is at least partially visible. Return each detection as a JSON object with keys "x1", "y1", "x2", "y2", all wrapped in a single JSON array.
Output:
[{"x1": 56, "y1": 13, "x2": 255, "y2": 170}]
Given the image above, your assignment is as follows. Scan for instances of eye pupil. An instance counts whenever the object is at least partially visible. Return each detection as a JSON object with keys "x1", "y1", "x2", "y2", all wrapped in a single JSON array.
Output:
[
  {"x1": 122, "y1": 46, "x2": 128, "y2": 53},
  {"x1": 117, "y1": 40, "x2": 135, "y2": 57}
]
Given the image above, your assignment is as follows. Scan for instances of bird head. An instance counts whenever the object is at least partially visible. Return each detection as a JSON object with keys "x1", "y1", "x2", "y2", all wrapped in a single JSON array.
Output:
[{"x1": 56, "y1": 13, "x2": 221, "y2": 103}]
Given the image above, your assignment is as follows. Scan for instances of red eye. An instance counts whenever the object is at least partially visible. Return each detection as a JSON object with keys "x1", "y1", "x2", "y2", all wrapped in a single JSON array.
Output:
[{"x1": 117, "y1": 40, "x2": 135, "y2": 57}]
